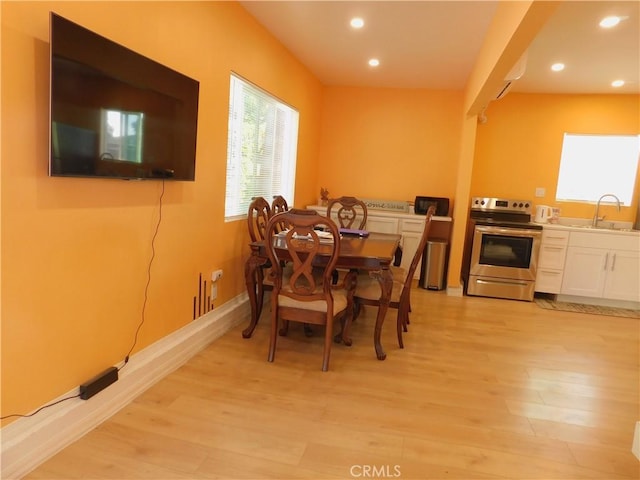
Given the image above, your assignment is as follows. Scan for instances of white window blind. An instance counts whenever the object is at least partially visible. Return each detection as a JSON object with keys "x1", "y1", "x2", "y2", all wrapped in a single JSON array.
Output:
[
  {"x1": 556, "y1": 133, "x2": 639, "y2": 205},
  {"x1": 225, "y1": 74, "x2": 298, "y2": 220}
]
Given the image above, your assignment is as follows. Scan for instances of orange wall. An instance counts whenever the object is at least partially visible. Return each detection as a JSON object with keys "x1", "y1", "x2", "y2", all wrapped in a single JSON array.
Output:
[
  {"x1": 317, "y1": 87, "x2": 463, "y2": 203},
  {"x1": 1, "y1": 1, "x2": 322, "y2": 421},
  {"x1": 5, "y1": 0, "x2": 635, "y2": 424},
  {"x1": 448, "y1": 0, "x2": 557, "y2": 290},
  {"x1": 465, "y1": 1, "x2": 558, "y2": 115},
  {"x1": 473, "y1": 93, "x2": 640, "y2": 221}
]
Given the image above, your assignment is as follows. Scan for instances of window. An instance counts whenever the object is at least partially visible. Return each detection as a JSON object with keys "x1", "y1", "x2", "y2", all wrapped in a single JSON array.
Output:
[
  {"x1": 224, "y1": 74, "x2": 299, "y2": 220},
  {"x1": 556, "y1": 133, "x2": 639, "y2": 205},
  {"x1": 101, "y1": 109, "x2": 144, "y2": 162}
]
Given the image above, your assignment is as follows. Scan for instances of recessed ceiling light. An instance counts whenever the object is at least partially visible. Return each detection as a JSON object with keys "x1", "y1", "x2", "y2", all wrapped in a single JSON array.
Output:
[
  {"x1": 350, "y1": 17, "x2": 364, "y2": 29},
  {"x1": 600, "y1": 16, "x2": 621, "y2": 28},
  {"x1": 368, "y1": 58, "x2": 380, "y2": 67},
  {"x1": 551, "y1": 63, "x2": 565, "y2": 72},
  {"x1": 611, "y1": 80, "x2": 625, "y2": 88}
]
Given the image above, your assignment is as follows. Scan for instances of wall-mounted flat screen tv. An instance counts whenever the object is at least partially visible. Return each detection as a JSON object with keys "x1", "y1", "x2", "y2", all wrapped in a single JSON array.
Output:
[{"x1": 49, "y1": 13, "x2": 199, "y2": 181}]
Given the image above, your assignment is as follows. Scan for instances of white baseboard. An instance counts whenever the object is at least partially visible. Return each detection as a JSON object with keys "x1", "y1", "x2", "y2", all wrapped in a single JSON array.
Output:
[
  {"x1": 446, "y1": 286, "x2": 463, "y2": 297},
  {"x1": 1, "y1": 294, "x2": 249, "y2": 480}
]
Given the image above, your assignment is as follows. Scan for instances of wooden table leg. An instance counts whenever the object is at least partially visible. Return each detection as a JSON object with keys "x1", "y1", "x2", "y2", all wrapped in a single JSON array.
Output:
[
  {"x1": 242, "y1": 254, "x2": 266, "y2": 338},
  {"x1": 371, "y1": 267, "x2": 393, "y2": 360},
  {"x1": 334, "y1": 270, "x2": 357, "y2": 346}
]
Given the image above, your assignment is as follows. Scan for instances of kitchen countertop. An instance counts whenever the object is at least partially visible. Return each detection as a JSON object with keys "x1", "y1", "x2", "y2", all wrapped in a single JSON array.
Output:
[
  {"x1": 541, "y1": 221, "x2": 640, "y2": 237},
  {"x1": 307, "y1": 205, "x2": 453, "y2": 222}
]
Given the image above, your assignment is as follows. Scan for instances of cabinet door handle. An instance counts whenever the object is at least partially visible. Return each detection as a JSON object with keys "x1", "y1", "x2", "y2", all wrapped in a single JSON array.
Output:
[
  {"x1": 611, "y1": 253, "x2": 616, "y2": 271},
  {"x1": 603, "y1": 252, "x2": 609, "y2": 271}
]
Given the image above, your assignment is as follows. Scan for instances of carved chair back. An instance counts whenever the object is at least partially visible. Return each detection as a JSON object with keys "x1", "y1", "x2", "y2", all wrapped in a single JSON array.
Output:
[
  {"x1": 247, "y1": 196, "x2": 271, "y2": 242},
  {"x1": 265, "y1": 209, "x2": 347, "y2": 371},
  {"x1": 271, "y1": 195, "x2": 290, "y2": 233},
  {"x1": 326, "y1": 196, "x2": 368, "y2": 230}
]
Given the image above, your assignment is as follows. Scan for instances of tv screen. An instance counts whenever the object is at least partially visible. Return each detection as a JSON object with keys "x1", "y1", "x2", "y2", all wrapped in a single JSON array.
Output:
[{"x1": 49, "y1": 13, "x2": 199, "y2": 181}]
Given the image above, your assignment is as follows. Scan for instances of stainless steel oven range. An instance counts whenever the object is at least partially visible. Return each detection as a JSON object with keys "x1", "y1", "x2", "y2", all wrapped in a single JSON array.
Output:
[{"x1": 465, "y1": 197, "x2": 542, "y2": 301}]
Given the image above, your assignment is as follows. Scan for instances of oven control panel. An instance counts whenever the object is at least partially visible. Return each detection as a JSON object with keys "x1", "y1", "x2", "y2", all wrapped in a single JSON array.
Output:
[{"x1": 471, "y1": 197, "x2": 532, "y2": 214}]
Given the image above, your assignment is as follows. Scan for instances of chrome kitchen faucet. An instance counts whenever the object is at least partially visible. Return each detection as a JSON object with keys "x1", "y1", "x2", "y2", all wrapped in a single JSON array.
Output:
[{"x1": 592, "y1": 193, "x2": 621, "y2": 228}]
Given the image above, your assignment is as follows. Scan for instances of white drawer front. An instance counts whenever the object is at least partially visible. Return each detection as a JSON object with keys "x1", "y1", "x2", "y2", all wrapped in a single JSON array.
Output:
[
  {"x1": 538, "y1": 244, "x2": 567, "y2": 269},
  {"x1": 399, "y1": 218, "x2": 425, "y2": 233},
  {"x1": 535, "y1": 269, "x2": 564, "y2": 294},
  {"x1": 367, "y1": 216, "x2": 399, "y2": 234},
  {"x1": 542, "y1": 230, "x2": 569, "y2": 246}
]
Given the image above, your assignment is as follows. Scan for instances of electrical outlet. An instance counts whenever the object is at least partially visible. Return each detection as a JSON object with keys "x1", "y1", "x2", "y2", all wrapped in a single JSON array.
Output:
[
  {"x1": 535, "y1": 187, "x2": 546, "y2": 197},
  {"x1": 211, "y1": 269, "x2": 223, "y2": 282}
]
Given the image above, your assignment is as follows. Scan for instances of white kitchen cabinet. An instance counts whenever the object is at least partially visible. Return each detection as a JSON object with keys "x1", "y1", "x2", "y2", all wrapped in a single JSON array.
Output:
[
  {"x1": 399, "y1": 218, "x2": 426, "y2": 278},
  {"x1": 561, "y1": 231, "x2": 640, "y2": 303},
  {"x1": 535, "y1": 229, "x2": 569, "y2": 294},
  {"x1": 307, "y1": 204, "x2": 452, "y2": 283},
  {"x1": 561, "y1": 247, "x2": 608, "y2": 297},
  {"x1": 367, "y1": 215, "x2": 399, "y2": 234},
  {"x1": 603, "y1": 249, "x2": 640, "y2": 301},
  {"x1": 310, "y1": 206, "x2": 399, "y2": 233}
]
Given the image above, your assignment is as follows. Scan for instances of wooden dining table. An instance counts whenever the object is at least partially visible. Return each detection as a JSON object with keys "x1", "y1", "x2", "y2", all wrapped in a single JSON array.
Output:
[{"x1": 243, "y1": 231, "x2": 402, "y2": 360}]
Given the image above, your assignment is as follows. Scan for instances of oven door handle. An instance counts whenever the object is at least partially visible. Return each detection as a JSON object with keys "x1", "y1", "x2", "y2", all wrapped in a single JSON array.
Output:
[
  {"x1": 474, "y1": 225, "x2": 542, "y2": 238},
  {"x1": 476, "y1": 278, "x2": 530, "y2": 287}
]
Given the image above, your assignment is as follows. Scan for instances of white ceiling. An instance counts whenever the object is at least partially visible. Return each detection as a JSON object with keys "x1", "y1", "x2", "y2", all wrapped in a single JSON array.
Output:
[{"x1": 240, "y1": 1, "x2": 639, "y2": 94}]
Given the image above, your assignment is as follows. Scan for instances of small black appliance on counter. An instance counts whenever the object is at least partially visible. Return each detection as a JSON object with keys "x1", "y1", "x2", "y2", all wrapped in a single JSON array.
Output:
[{"x1": 414, "y1": 196, "x2": 450, "y2": 216}]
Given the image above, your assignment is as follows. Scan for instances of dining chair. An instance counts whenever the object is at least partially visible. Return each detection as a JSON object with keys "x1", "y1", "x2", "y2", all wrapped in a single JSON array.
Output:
[
  {"x1": 271, "y1": 195, "x2": 290, "y2": 233},
  {"x1": 326, "y1": 196, "x2": 368, "y2": 230},
  {"x1": 271, "y1": 195, "x2": 289, "y2": 215},
  {"x1": 326, "y1": 196, "x2": 368, "y2": 286},
  {"x1": 246, "y1": 196, "x2": 309, "y2": 338},
  {"x1": 350, "y1": 205, "x2": 436, "y2": 349},
  {"x1": 247, "y1": 197, "x2": 273, "y2": 321},
  {"x1": 264, "y1": 208, "x2": 356, "y2": 371},
  {"x1": 247, "y1": 196, "x2": 271, "y2": 243},
  {"x1": 269, "y1": 195, "x2": 315, "y2": 336}
]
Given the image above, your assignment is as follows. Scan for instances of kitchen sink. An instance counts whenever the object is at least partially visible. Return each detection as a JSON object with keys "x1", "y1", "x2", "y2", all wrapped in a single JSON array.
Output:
[
  {"x1": 567, "y1": 224, "x2": 638, "y2": 233},
  {"x1": 567, "y1": 224, "x2": 604, "y2": 230}
]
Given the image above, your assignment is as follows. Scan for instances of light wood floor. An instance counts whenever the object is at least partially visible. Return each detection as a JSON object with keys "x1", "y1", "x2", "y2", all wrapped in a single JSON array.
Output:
[{"x1": 26, "y1": 289, "x2": 640, "y2": 479}]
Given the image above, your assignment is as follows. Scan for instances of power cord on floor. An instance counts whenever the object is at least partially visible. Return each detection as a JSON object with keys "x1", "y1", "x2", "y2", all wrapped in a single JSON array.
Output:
[{"x1": 0, "y1": 394, "x2": 81, "y2": 420}]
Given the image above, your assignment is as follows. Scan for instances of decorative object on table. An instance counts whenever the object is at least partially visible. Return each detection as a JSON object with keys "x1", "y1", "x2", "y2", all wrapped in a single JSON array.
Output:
[{"x1": 320, "y1": 187, "x2": 329, "y2": 206}]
